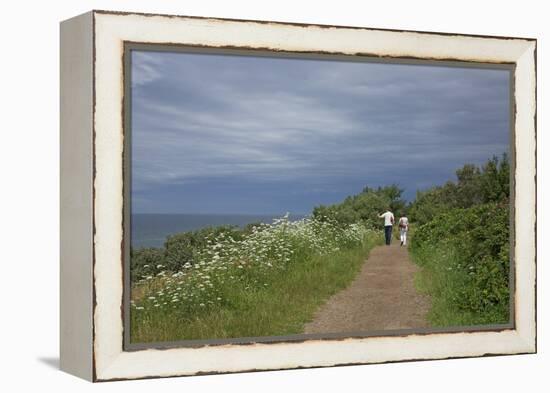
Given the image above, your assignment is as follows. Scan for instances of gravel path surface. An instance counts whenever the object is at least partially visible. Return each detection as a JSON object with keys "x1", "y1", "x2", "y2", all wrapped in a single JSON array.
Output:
[{"x1": 304, "y1": 243, "x2": 431, "y2": 334}]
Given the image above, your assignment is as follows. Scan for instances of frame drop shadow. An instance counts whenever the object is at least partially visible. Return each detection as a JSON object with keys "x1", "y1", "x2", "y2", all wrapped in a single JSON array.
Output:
[{"x1": 37, "y1": 356, "x2": 59, "y2": 370}]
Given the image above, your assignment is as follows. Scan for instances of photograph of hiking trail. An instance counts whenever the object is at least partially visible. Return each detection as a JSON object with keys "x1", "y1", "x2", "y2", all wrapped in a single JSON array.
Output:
[{"x1": 127, "y1": 48, "x2": 512, "y2": 345}]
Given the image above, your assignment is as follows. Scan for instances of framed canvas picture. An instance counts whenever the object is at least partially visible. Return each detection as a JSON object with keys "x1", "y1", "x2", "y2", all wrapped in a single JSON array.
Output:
[{"x1": 60, "y1": 10, "x2": 537, "y2": 381}]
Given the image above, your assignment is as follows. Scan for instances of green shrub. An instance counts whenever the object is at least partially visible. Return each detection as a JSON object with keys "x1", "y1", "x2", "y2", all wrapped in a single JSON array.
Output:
[
  {"x1": 131, "y1": 226, "x2": 246, "y2": 281},
  {"x1": 163, "y1": 226, "x2": 243, "y2": 272},
  {"x1": 313, "y1": 184, "x2": 406, "y2": 229},
  {"x1": 410, "y1": 201, "x2": 510, "y2": 326},
  {"x1": 130, "y1": 247, "x2": 166, "y2": 282}
]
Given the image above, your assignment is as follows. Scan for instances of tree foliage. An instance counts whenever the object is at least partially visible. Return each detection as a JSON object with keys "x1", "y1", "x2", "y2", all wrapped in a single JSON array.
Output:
[
  {"x1": 409, "y1": 153, "x2": 510, "y2": 225},
  {"x1": 312, "y1": 184, "x2": 406, "y2": 229}
]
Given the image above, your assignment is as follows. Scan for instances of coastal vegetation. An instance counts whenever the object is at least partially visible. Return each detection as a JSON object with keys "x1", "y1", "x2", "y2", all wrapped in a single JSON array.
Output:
[
  {"x1": 130, "y1": 154, "x2": 511, "y2": 342},
  {"x1": 131, "y1": 215, "x2": 382, "y2": 342},
  {"x1": 409, "y1": 154, "x2": 511, "y2": 326}
]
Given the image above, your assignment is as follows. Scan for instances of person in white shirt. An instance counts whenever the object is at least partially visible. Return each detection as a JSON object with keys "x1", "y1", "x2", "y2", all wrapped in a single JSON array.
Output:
[
  {"x1": 398, "y1": 216, "x2": 409, "y2": 246},
  {"x1": 378, "y1": 209, "x2": 394, "y2": 246}
]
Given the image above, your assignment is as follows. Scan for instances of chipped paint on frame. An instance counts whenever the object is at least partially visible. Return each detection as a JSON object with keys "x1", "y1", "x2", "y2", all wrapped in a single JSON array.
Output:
[{"x1": 89, "y1": 10, "x2": 537, "y2": 381}]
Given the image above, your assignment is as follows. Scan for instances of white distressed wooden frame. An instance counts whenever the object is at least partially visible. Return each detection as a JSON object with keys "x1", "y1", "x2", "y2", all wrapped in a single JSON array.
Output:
[{"x1": 60, "y1": 10, "x2": 536, "y2": 382}]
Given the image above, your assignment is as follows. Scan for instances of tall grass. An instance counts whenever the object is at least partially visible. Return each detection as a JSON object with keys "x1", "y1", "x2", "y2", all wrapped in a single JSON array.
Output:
[
  {"x1": 412, "y1": 243, "x2": 508, "y2": 326},
  {"x1": 130, "y1": 215, "x2": 382, "y2": 343}
]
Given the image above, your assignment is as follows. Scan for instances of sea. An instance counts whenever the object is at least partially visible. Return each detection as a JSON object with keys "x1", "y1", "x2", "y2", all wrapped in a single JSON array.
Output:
[{"x1": 131, "y1": 213, "x2": 308, "y2": 249}]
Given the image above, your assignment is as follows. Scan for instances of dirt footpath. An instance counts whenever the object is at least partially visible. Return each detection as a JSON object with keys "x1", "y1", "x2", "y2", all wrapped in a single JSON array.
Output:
[{"x1": 304, "y1": 243, "x2": 431, "y2": 334}]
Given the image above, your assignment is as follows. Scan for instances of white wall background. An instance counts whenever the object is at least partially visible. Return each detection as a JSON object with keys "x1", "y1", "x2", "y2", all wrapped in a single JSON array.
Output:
[{"x1": 0, "y1": 0, "x2": 546, "y2": 391}]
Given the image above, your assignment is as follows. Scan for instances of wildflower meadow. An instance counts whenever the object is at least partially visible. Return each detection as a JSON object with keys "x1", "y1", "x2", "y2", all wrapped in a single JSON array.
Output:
[{"x1": 130, "y1": 214, "x2": 382, "y2": 342}]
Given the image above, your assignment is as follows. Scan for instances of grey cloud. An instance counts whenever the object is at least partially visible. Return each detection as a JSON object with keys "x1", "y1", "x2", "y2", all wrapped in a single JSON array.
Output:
[{"x1": 130, "y1": 50, "x2": 510, "y2": 212}]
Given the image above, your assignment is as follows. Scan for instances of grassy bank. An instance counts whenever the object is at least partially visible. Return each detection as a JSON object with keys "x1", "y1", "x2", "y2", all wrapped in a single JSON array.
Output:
[
  {"x1": 409, "y1": 202, "x2": 510, "y2": 327},
  {"x1": 131, "y1": 216, "x2": 382, "y2": 343}
]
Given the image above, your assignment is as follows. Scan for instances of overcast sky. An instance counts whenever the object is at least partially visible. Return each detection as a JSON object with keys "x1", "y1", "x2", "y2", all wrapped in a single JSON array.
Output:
[{"x1": 131, "y1": 50, "x2": 510, "y2": 215}]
